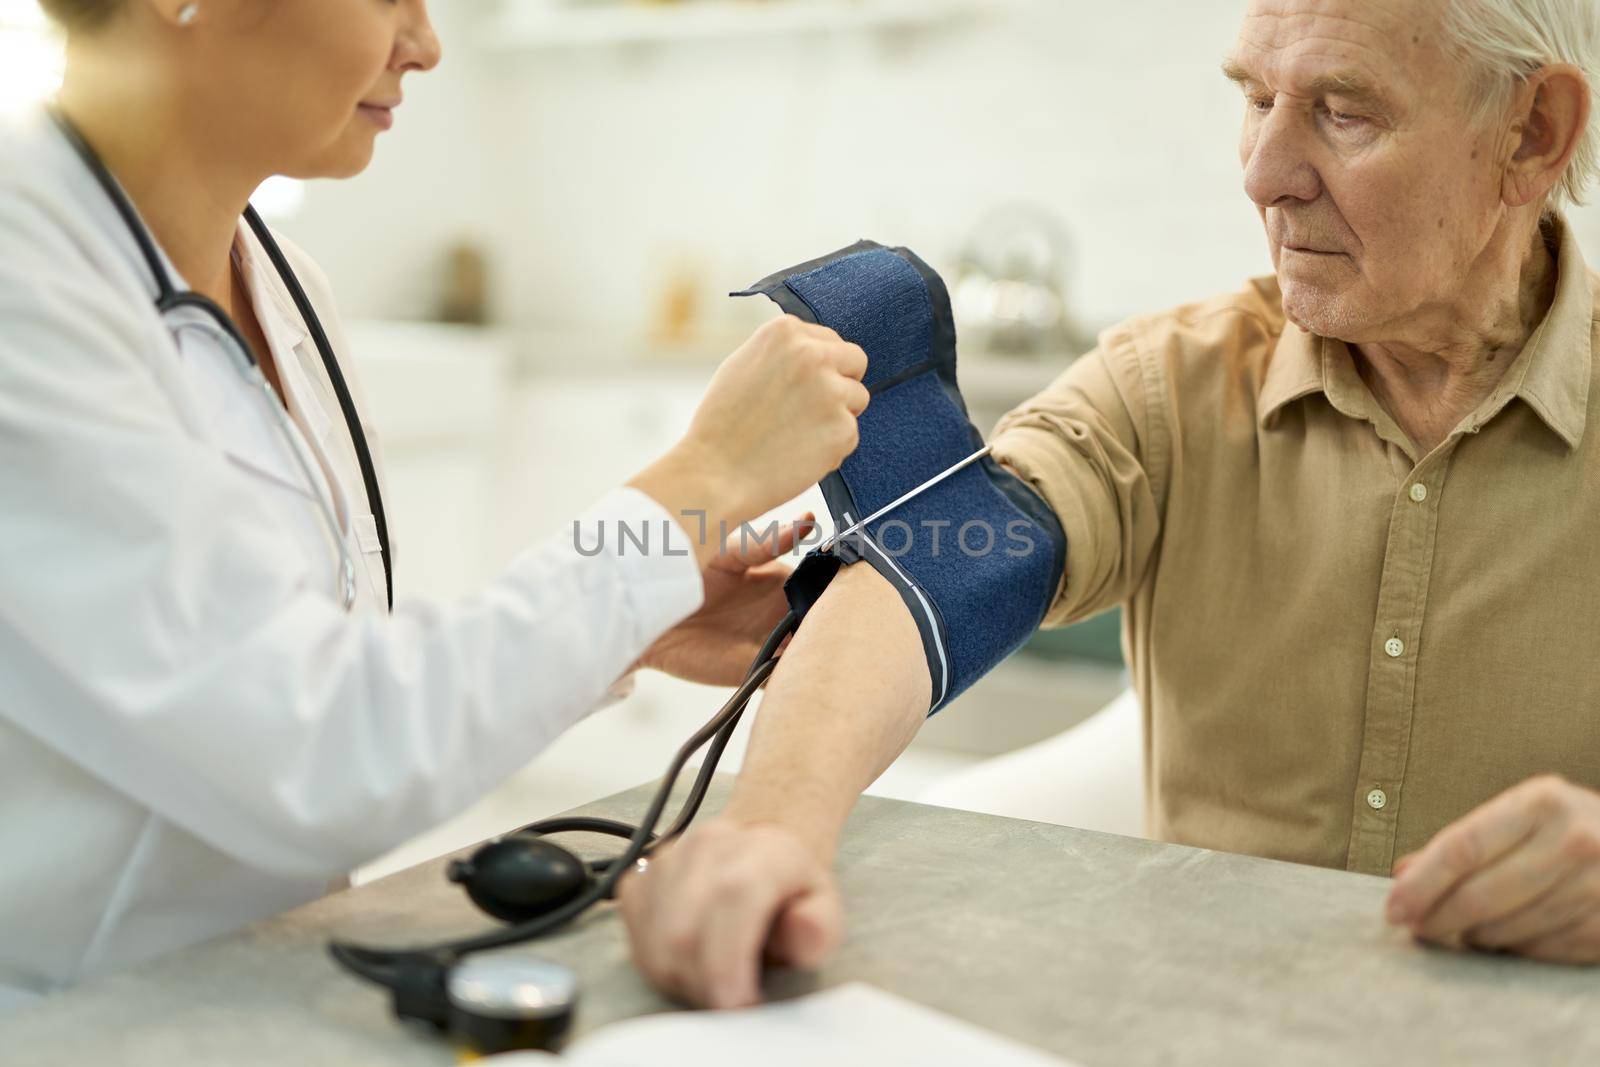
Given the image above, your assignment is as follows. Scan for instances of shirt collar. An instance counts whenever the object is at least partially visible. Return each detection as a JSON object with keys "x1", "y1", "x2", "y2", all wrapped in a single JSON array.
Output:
[
  {"x1": 1257, "y1": 215, "x2": 1594, "y2": 451},
  {"x1": 232, "y1": 220, "x2": 332, "y2": 445},
  {"x1": 233, "y1": 219, "x2": 311, "y2": 350},
  {"x1": 1511, "y1": 215, "x2": 1592, "y2": 449},
  {"x1": 1257, "y1": 322, "x2": 1325, "y2": 428}
]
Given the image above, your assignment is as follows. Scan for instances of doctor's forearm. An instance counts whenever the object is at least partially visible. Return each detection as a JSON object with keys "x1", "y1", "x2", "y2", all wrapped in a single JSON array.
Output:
[
  {"x1": 627, "y1": 441, "x2": 751, "y2": 572},
  {"x1": 724, "y1": 564, "x2": 930, "y2": 861}
]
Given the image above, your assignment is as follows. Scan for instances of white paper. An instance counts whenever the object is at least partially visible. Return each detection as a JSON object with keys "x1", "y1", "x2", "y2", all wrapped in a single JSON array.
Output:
[{"x1": 486, "y1": 982, "x2": 1081, "y2": 1067}]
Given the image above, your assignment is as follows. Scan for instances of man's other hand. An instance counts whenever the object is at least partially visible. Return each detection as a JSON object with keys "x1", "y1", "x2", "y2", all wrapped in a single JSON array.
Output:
[{"x1": 1386, "y1": 774, "x2": 1600, "y2": 964}]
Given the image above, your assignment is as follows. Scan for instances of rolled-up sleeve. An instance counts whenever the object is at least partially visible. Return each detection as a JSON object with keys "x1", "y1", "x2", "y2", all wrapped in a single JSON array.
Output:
[{"x1": 989, "y1": 325, "x2": 1168, "y2": 627}]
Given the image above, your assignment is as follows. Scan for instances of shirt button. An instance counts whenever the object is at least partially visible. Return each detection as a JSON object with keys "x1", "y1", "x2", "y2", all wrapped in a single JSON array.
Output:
[
  {"x1": 1409, "y1": 483, "x2": 1428, "y2": 503},
  {"x1": 1384, "y1": 637, "x2": 1405, "y2": 658},
  {"x1": 1367, "y1": 788, "x2": 1388, "y2": 811}
]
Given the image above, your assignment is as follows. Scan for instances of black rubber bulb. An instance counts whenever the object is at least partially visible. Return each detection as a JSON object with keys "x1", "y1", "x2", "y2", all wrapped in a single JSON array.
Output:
[{"x1": 447, "y1": 835, "x2": 592, "y2": 924}]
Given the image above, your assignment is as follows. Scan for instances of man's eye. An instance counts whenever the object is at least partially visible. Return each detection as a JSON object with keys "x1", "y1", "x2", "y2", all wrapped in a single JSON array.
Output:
[
  {"x1": 1326, "y1": 108, "x2": 1367, "y2": 127},
  {"x1": 1248, "y1": 96, "x2": 1273, "y2": 113}
]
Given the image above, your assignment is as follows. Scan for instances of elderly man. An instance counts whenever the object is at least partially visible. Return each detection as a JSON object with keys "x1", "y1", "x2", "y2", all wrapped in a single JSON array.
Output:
[{"x1": 619, "y1": 0, "x2": 1600, "y2": 1008}]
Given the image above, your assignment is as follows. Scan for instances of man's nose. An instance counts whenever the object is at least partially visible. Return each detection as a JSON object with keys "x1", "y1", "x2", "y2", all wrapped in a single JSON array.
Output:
[{"x1": 1242, "y1": 108, "x2": 1321, "y2": 209}]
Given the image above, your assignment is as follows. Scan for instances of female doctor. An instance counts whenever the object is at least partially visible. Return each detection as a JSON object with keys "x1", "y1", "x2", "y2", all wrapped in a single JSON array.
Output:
[{"x1": 0, "y1": 0, "x2": 870, "y2": 1007}]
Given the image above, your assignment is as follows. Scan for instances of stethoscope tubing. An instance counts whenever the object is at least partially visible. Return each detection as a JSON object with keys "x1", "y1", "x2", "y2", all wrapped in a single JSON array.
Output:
[
  {"x1": 46, "y1": 103, "x2": 393, "y2": 611},
  {"x1": 327, "y1": 608, "x2": 799, "y2": 984}
]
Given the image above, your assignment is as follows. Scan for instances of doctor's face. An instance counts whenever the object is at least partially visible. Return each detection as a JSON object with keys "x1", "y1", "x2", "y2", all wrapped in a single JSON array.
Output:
[{"x1": 186, "y1": 0, "x2": 442, "y2": 180}]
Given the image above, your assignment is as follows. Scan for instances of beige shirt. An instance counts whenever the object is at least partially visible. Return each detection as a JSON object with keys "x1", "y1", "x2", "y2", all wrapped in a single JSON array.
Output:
[{"x1": 991, "y1": 219, "x2": 1599, "y2": 876}]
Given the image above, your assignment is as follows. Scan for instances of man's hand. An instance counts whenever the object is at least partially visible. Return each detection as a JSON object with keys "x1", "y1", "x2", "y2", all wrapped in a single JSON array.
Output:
[
  {"x1": 616, "y1": 819, "x2": 844, "y2": 1008},
  {"x1": 1386, "y1": 774, "x2": 1600, "y2": 964},
  {"x1": 619, "y1": 563, "x2": 926, "y2": 1009},
  {"x1": 633, "y1": 514, "x2": 813, "y2": 687}
]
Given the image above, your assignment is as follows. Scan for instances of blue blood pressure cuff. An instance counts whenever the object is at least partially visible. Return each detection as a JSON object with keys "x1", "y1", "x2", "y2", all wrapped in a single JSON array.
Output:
[{"x1": 734, "y1": 242, "x2": 1067, "y2": 713}]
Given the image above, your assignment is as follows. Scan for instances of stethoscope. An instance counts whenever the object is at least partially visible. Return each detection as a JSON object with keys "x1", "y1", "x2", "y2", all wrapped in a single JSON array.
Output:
[
  {"x1": 51, "y1": 102, "x2": 998, "y2": 1048},
  {"x1": 323, "y1": 446, "x2": 992, "y2": 1053},
  {"x1": 47, "y1": 104, "x2": 393, "y2": 612},
  {"x1": 330, "y1": 613, "x2": 798, "y2": 1052},
  {"x1": 50, "y1": 103, "x2": 776, "y2": 1051}
]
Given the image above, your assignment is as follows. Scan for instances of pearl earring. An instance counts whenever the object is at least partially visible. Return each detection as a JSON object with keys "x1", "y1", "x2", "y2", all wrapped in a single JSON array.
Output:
[{"x1": 177, "y1": 3, "x2": 199, "y2": 25}]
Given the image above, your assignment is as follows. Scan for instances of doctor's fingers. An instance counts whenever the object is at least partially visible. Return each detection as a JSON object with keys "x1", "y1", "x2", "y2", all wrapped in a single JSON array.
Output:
[
  {"x1": 718, "y1": 513, "x2": 816, "y2": 569},
  {"x1": 774, "y1": 318, "x2": 860, "y2": 362},
  {"x1": 816, "y1": 334, "x2": 869, "y2": 382},
  {"x1": 838, "y1": 377, "x2": 876, "y2": 419}
]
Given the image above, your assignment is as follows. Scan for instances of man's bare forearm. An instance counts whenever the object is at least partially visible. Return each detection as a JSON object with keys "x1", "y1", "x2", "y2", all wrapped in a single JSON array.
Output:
[{"x1": 724, "y1": 563, "x2": 931, "y2": 861}]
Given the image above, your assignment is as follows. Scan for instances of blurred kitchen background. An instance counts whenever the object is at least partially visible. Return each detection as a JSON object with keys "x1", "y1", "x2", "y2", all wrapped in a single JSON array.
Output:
[{"x1": 6, "y1": 0, "x2": 1600, "y2": 879}]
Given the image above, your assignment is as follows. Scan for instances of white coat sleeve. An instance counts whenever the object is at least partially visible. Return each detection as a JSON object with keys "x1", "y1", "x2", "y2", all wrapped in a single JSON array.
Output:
[{"x1": 0, "y1": 225, "x2": 705, "y2": 881}]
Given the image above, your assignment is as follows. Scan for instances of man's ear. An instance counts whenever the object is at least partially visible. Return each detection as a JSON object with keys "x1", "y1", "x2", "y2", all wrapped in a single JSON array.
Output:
[{"x1": 1502, "y1": 63, "x2": 1592, "y2": 209}]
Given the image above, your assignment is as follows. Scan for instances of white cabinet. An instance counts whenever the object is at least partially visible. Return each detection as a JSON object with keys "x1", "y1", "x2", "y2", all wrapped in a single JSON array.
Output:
[{"x1": 348, "y1": 320, "x2": 512, "y2": 601}]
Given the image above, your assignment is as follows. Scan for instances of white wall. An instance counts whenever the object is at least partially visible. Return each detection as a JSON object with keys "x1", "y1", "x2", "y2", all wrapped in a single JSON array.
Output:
[
  {"x1": 285, "y1": 1, "x2": 497, "y2": 326},
  {"x1": 482, "y1": 0, "x2": 1263, "y2": 342},
  {"x1": 309, "y1": 0, "x2": 1259, "y2": 338},
  {"x1": 306, "y1": 0, "x2": 1600, "y2": 874},
  {"x1": 289, "y1": 0, "x2": 1600, "y2": 354}
]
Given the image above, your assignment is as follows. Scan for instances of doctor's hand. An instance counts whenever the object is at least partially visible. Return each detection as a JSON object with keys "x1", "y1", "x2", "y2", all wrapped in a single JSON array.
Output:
[
  {"x1": 688, "y1": 315, "x2": 870, "y2": 520},
  {"x1": 630, "y1": 315, "x2": 867, "y2": 569},
  {"x1": 616, "y1": 817, "x2": 844, "y2": 1009},
  {"x1": 634, "y1": 513, "x2": 814, "y2": 687},
  {"x1": 1385, "y1": 775, "x2": 1600, "y2": 964}
]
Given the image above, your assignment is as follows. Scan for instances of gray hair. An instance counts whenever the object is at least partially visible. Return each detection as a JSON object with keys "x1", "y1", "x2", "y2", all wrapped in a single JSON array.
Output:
[{"x1": 1444, "y1": 0, "x2": 1600, "y2": 210}]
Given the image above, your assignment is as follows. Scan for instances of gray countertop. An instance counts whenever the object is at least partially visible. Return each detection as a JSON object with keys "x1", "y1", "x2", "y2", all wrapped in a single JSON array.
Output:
[{"x1": 2, "y1": 780, "x2": 1595, "y2": 1066}]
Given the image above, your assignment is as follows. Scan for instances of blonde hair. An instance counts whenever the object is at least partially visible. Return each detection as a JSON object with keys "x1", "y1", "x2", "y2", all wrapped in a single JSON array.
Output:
[
  {"x1": 1444, "y1": 0, "x2": 1600, "y2": 209},
  {"x1": 35, "y1": 0, "x2": 119, "y2": 31}
]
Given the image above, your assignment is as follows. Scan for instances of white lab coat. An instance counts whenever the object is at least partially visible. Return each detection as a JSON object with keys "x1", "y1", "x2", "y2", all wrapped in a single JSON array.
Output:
[{"x1": 0, "y1": 108, "x2": 705, "y2": 1009}]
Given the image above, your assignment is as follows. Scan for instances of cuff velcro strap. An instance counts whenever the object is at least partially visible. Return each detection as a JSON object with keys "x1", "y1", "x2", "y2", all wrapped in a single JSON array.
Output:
[{"x1": 744, "y1": 242, "x2": 1067, "y2": 713}]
